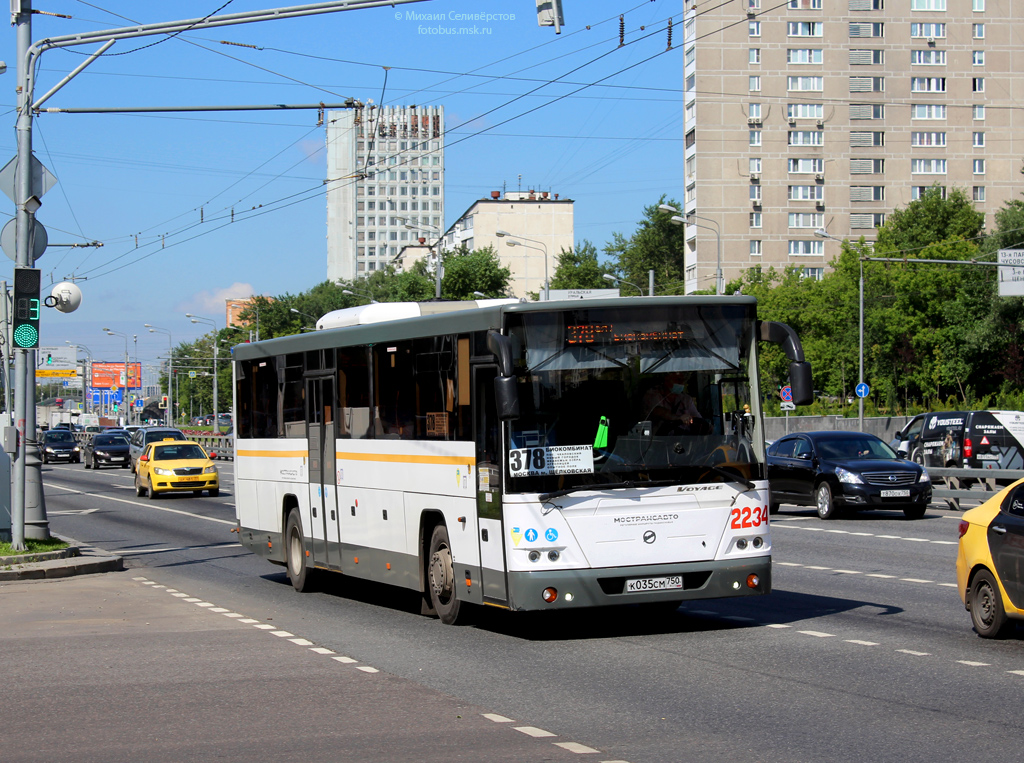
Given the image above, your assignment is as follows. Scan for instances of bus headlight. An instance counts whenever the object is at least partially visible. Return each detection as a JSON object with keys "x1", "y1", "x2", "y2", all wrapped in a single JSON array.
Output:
[
  {"x1": 547, "y1": 550, "x2": 560, "y2": 562},
  {"x1": 736, "y1": 538, "x2": 748, "y2": 550},
  {"x1": 752, "y1": 536, "x2": 764, "y2": 549}
]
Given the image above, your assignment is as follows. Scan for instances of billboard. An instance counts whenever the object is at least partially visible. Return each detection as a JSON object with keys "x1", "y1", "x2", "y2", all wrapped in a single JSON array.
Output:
[
  {"x1": 998, "y1": 249, "x2": 1024, "y2": 297},
  {"x1": 91, "y1": 361, "x2": 142, "y2": 390}
]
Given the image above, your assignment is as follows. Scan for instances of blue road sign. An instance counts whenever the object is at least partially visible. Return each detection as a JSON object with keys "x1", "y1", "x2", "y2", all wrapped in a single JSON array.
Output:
[
  {"x1": 856, "y1": 382, "x2": 870, "y2": 398},
  {"x1": 780, "y1": 386, "x2": 793, "y2": 402}
]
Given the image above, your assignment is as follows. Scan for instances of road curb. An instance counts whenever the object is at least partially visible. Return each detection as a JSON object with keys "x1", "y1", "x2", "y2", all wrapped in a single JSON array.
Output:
[{"x1": 0, "y1": 534, "x2": 123, "y2": 581}]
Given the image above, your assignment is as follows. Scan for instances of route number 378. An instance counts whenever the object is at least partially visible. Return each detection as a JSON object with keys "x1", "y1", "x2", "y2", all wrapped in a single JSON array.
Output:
[
  {"x1": 509, "y1": 447, "x2": 547, "y2": 474},
  {"x1": 730, "y1": 505, "x2": 768, "y2": 529}
]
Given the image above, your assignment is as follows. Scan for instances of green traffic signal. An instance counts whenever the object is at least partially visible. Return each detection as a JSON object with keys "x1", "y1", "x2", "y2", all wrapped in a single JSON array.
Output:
[{"x1": 12, "y1": 267, "x2": 41, "y2": 350}]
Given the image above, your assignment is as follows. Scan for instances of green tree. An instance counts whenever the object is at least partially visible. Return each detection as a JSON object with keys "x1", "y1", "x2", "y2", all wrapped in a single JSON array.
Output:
[
  {"x1": 549, "y1": 240, "x2": 614, "y2": 291},
  {"x1": 439, "y1": 245, "x2": 512, "y2": 300},
  {"x1": 604, "y1": 197, "x2": 689, "y2": 295}
]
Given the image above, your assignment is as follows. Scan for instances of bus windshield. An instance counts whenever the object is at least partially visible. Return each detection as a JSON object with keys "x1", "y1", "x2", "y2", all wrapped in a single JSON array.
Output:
[{"x1": 504, "y1": 303, "x2": 763, "y2": 495}]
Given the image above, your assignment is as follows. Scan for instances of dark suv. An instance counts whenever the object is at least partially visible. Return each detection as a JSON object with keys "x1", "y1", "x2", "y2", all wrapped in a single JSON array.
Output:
[
  {"x1": 129, "y1": 426, "x2": 186, "y2": 472},
  {"x1": 891, "y1": 411, "x2": 968, "y2": 467}
]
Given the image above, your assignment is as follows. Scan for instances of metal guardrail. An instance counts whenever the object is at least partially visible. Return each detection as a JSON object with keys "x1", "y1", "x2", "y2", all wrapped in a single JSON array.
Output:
[
  {"x1": 925, "y1": 467, "x2": 1024, "y2": 511},
  {"x1": 65, "y1": 431, "x2": 234, "y2": 460}
]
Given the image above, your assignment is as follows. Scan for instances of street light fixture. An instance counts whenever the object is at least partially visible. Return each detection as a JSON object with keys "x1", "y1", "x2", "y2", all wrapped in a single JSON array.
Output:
[
  {"x1": 602, "y1": 273, "x2": 644, "y2": 296},
  {"x1": 661, "y1": 204, "x2": 722, "y2": 295},
  {"x1": 497, "y1": 230, "x2": 549, "y2": 300},
  {"x1": 341, "y1": 289, "x2": 379, "y2": 304},
  {"x1": 145, "y1": 324, "x2": 174, "y2": 427},
  {"x1": 186, "y1": 313, "x2": 221, "y2": 434},
  {"x1": 102, "y1": 327, "x2": 131, "y2": 424},
  {"x1": 65, "y1": 341, "x2": 93, "y2": 415},
  {"x1": 815, "y1": 227, "x2": 865, "y2": 432}
]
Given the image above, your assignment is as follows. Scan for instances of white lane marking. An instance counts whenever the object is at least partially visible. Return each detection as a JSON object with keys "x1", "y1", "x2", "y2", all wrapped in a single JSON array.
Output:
[
  {"x1": 270, "y1": 630, "x2": 294, "y2": 637},
  {"x1": 44, "y1": 481, "x2": 235, "y2": 525},
  {"x1": 209, "y1": 607, "x2": 230, "y2": 613},
  {"x1": 904, "y1": 538, "x2": 929, "y2": 543},
  {"x1": 222, "y1": 613, "x2": 244, "y2": 618},
  {"x1": 131, "y1": 576, "x2": 148, "y2": 581},
  {"x1": 824, "y1": 530, "x2": 849, "y2": 534},
  {"x1": 253, "y1": 624, "x2": 276, "y2": 630},
  {"x1": 938, "y1": 583, "x2": 959, "y2": 588},
  {"x1": 957, "y1": 660, "x2": 990, "y2": 667},
  {"x1": 195, "y1": 602, "x2": 215, "y2": 608},
  {"x1": 555, "y1": 742, "x2": 599, "y2": 753},
  {"x1": 333, "y1": 656, "x2": 358, "y2": 664},
  {"x1": 238, "y1": 618, "x2": 259, "y2": 624},
  {"x1": 845, "y1": 640, "x2": 879, "y2": 646},
  {"x1": 765, "y1": 624, "x2": 792, "y2": 629},
  {"x1": 48, "y1": 508, "x2": 100, "y2": 514},
  {"x1": 356, "y1": 666, "x2": 379, "y2": 674},
  {"x1": 876, "y1": 535, "x2": 901, "y2": 539},
  {"x1": 117, "y1": 542, "x2": 242, "y2": 556},
  {"x1": 183, "y1": 597, "x2": 202, "y2": 602},
  {"x1": 289, "y1": 638, "x2": 314, "y2": 646},
  {"x1": 900, "y1": 578, "x2": 934, "y2": 584},
  {"x1": 896, "y1": 649, "x2": 930, "y2": 656},
  {"x1": 310, "y1": 647, "x2": 335, "y2": 655},
  {"x1": 805, "y1": 566, "x2": 830, "y2": 570},
  {"x1": 1009, "y1": 670, "x2": 1024, "y2": 677},
  {"x1": 849, "y1": 532, "x2": 874, "y2": 536},
  {"x1": 514, "y1": 726, "x2": 557, "y2": 738},
  {"x1": 171, "y1": 593, "x2": 188, "y2": 598},
  {"x1": 833, "y1": 570, "x2": 861, "y2": 574},
  {"x1": 483, "y1": 713, "x2": 514, "y2": 723},
  {"x1": 798, "y1": 630, "x2": 834, "y2": 638},
  {"x1": 141, "y1": 580, "x2": 156, "y2": 586},
  {"x1": 776, "y1": 561, "x2": 802, "y2": 567},
  {"x1": 866, "y1": 574, "x2": 895, "y2": 578}
]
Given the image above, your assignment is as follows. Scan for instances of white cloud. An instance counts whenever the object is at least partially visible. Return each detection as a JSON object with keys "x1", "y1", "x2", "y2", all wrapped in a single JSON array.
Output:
[{"x1": 182, "y1": 282, "x2": 255, "y2": 316}]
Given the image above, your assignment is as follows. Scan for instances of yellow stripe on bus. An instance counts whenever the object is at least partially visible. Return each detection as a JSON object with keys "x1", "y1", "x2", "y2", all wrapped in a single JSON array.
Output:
[
  {"x1": 237, "y1": 450, "x2": 309, "y2": 458},
  {"x1": 336, "y1": 452, "x2": 470, "y2": 466}
]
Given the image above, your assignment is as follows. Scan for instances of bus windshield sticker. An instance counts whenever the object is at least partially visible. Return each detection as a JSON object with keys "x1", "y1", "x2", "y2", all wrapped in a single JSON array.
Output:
[
  {"x1": 508, "y1": 444, "x2": 594, "y2": 477},
  {"x1": 426, "y1": 412, "x2": 449, "y2": 436}
]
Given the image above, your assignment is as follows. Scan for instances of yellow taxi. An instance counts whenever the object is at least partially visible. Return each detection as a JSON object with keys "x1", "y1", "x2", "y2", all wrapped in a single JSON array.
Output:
[
  {"x1": 134, "y1": 440, "x2": 220, "y2": 499},
  {"x1": 956, "y1": 479, "x2": 1024, "y2": 638}
]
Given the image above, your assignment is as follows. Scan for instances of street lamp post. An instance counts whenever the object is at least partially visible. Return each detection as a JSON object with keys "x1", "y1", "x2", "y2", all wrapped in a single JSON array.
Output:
[
  {"x1": 602, "y1": 273, "x2": 644, "y2": 296},
  {"x1": 815, "y1": 228, "x2": 864, "y2": 432},
  {"x1": 187, "y1": 313, "x2": 220, "y2": 434},
  {"x1": 145, "y1": 324, "x2": 173, "y2": 427},
  {"x1": 65, "y1": 341, "x2": 93, "y2": 415},
  {"x1": 341, "y1": 289, "x2": 379, "y2": 304},
  {"x1": 403, "y1": 220, "x2": 443, "y2": 299},
  {"x1": 102, "y1": 328, "x2": 130, "y2": 425},
  {"x1": 660, "y1": 204, "x2": 722, "y2": 295},
  {"x1": 496, "y1": 230, "x2": 549, "y2": 300}
]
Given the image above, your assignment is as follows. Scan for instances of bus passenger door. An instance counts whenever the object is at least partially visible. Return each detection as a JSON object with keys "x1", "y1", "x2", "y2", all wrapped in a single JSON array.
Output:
[
  {"x1": 307, "y1": 376, "x2": 341, "y2": 570},
  {"x1": 475, "y1": 366, "x2": 508, "y2": 604}
]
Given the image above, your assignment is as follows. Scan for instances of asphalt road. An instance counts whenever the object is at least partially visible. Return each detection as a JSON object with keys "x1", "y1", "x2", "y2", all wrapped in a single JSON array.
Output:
[{"x1": 16, "y1": 461, "x2": 1024, "y2": 763}]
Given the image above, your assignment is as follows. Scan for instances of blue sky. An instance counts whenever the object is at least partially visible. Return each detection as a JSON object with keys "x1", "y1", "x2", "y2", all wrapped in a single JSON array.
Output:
[{"x1": 1, "y1": 0, "x2": 683, "y2": 377}]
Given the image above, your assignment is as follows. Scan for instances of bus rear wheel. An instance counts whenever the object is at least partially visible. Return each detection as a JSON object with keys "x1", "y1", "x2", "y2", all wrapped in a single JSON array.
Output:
[
  {"x1": 428, "y1": 524, "x2": 462, "y2": 625},
  {"x1": 286, "y1": 509, "x2": 316, "y2": 592}
]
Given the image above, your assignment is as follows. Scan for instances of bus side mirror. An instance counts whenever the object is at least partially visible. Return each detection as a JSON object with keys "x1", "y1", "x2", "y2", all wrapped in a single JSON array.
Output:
[
  {"x1": 494, "y1": 376, "x2": 520, "y2": 421},
  {"x1": 789, "y1": 361, "x2": 813, "y2": 406}
]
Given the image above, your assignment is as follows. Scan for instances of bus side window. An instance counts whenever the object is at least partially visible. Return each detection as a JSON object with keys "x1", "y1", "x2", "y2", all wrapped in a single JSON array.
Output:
[
  {"x1": 338, "y1": 347, "x2": 371, "y2": 439},
  {"x1": 374, "y1": 342, "x2": 416, "y2": 439}
]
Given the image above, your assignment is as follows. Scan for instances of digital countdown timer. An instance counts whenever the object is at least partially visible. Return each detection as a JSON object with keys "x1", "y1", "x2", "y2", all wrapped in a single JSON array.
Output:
[{"x1": 567, "y1": 324, "x2": 687, "y2": 345}]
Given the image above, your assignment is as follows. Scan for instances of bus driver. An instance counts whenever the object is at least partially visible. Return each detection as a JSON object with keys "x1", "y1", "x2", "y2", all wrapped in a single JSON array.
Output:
[{"x1": 644, "y1": 371, "x2": 703, "y2": 435}]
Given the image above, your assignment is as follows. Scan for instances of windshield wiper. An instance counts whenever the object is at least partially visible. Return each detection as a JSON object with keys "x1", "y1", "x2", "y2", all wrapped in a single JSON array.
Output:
[
  {"x1": 700, "y1": 464, "x2": 756, "y2": 492},
  {"x1": 539, "y1": 479, "x2": 677, "y2": 503}
]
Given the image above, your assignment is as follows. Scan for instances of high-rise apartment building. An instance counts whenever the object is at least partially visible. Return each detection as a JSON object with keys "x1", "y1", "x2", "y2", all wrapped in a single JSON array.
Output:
[
  {"x1": 326, "y1": 105, "x2": 444, "y2": 282},
  {"x1": 682, "y1": 0, "x2": 1019, "y2": 293}
]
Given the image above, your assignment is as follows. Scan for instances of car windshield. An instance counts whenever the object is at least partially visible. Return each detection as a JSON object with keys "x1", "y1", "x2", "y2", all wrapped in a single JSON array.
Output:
[
  {"x1": 95, "y1": 435, "x2": 127, "y2": 446},
  {"x1": 153, "y1": 444, "x2": 206, "y2": 461},
  {"x1": 46, "y1": 431, "x2": 75, "y2": 442},
  {"x1": 817, "y1": 437, "x2": 896, "y2": 460}
]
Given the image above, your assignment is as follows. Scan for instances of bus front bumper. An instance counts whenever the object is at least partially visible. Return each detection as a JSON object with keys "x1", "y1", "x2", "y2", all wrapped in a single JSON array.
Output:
[{"x1": 505, "y1": 556, "x2": 771, "y2": 611}]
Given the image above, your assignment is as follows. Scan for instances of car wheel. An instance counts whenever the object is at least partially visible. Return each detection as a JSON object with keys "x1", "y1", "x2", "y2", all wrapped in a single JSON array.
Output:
[
  {"x1": 910, "y1": 446, "x2": 925, "y2": 465},
  {"x1": 285, "y1": 509, "x2": 317, "y2": 592},
  {"x1": 815, "y1": 482, "x2": 838, "y2": 519},
  {"x1": 92, "y1": 457, "x2": 100, "y2": 470},
  {"x1": 147, "y1": 479, "x2": 159, "y2": 500},
  {"x1": 428, "y1": 524, "x2": 463, "y2": 625},
  {"x1": 208, "y1": 488, "x2": 219, "y2": 497},
  {"x1": 121, "y1": 462, "x2": 129, "y2": 469},
  {"x1": 903, "y1": 505, "x2": 926, "y2": 520},
  {"x1": 41, "y1": 453, "x2": 47, "y2": 465},
  {"x1": 970, "y1": 569, "x2": 1011, "y2": 639},
  {"x1": 135, "y1": 475, "x2": 146, "y2": 498}
]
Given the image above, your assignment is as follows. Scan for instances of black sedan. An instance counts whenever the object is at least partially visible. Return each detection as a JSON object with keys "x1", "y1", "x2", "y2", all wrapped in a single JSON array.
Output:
[
  {"x1": 40, "y1": 429, "x2": 81, "y2": 464},
  {"x1": 767, "y1": 431, "x2": 932, "y2": 519},
  {"x1": 83, "y1": 432, "x2": 131, "y2": 470}
]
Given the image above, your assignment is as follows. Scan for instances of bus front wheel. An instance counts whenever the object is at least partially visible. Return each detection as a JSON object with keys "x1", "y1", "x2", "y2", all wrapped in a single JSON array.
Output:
[
  {"x1": 428, "y1": 524, "x2": 462, "y2": 625},
  {"x1": 286, "y1": 509, "x2": 316, "y2": 593}
]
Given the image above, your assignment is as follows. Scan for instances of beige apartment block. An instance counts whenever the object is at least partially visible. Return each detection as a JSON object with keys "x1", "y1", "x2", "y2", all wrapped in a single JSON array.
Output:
[
  {"x1": 326, "y1": 104, "x2": 444, "y2": 283},
  {"x1": 441, "y1": 191, "x2": 575, "y2": 299},
  {"x1": 682, "y1": 0, "x2": 1021, "y2": 293}
]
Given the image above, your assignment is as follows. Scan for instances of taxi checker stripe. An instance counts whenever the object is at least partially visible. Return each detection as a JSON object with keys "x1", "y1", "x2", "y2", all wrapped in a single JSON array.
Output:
[{"x1": 237, "y1": 449, "x2": 469, "y2": 467}]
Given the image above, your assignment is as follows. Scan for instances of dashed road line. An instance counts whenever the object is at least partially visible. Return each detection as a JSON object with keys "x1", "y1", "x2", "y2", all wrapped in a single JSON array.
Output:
[
  {"x1": 799, "y1": 630, "x2": 834, "y2": 638},
  {"x1": 957, "y1": 660, "x2": 989, "y2": 667},
  {"x1": 772, "y1": 523, "x2": 958, "y2": 547},
  {"x1": 845, "y1": 640, "x2": 879, "y2": 646},
  {"x1": 131, "y1": 576, "x2": 623, "y2": 762},
  {"x1": 777, "y1": 563, "x2": 955, "y2": 591},
  {"x1": 896, "y1": 649, "x2": 930, "y2": 656}
]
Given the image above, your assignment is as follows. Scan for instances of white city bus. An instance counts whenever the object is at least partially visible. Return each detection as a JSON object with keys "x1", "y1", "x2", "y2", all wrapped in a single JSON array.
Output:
[{"x1": 232, "y1": 296, "x2": 812, "y2": 624}]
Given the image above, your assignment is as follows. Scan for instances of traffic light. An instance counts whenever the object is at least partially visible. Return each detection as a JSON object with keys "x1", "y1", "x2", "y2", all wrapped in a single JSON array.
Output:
[
  {"x1": 12, "y1": 267, "x2": 41, "y2": 349},
  {"x1": 159, "y1": 395, "x2": 168, "y2": 409}
]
